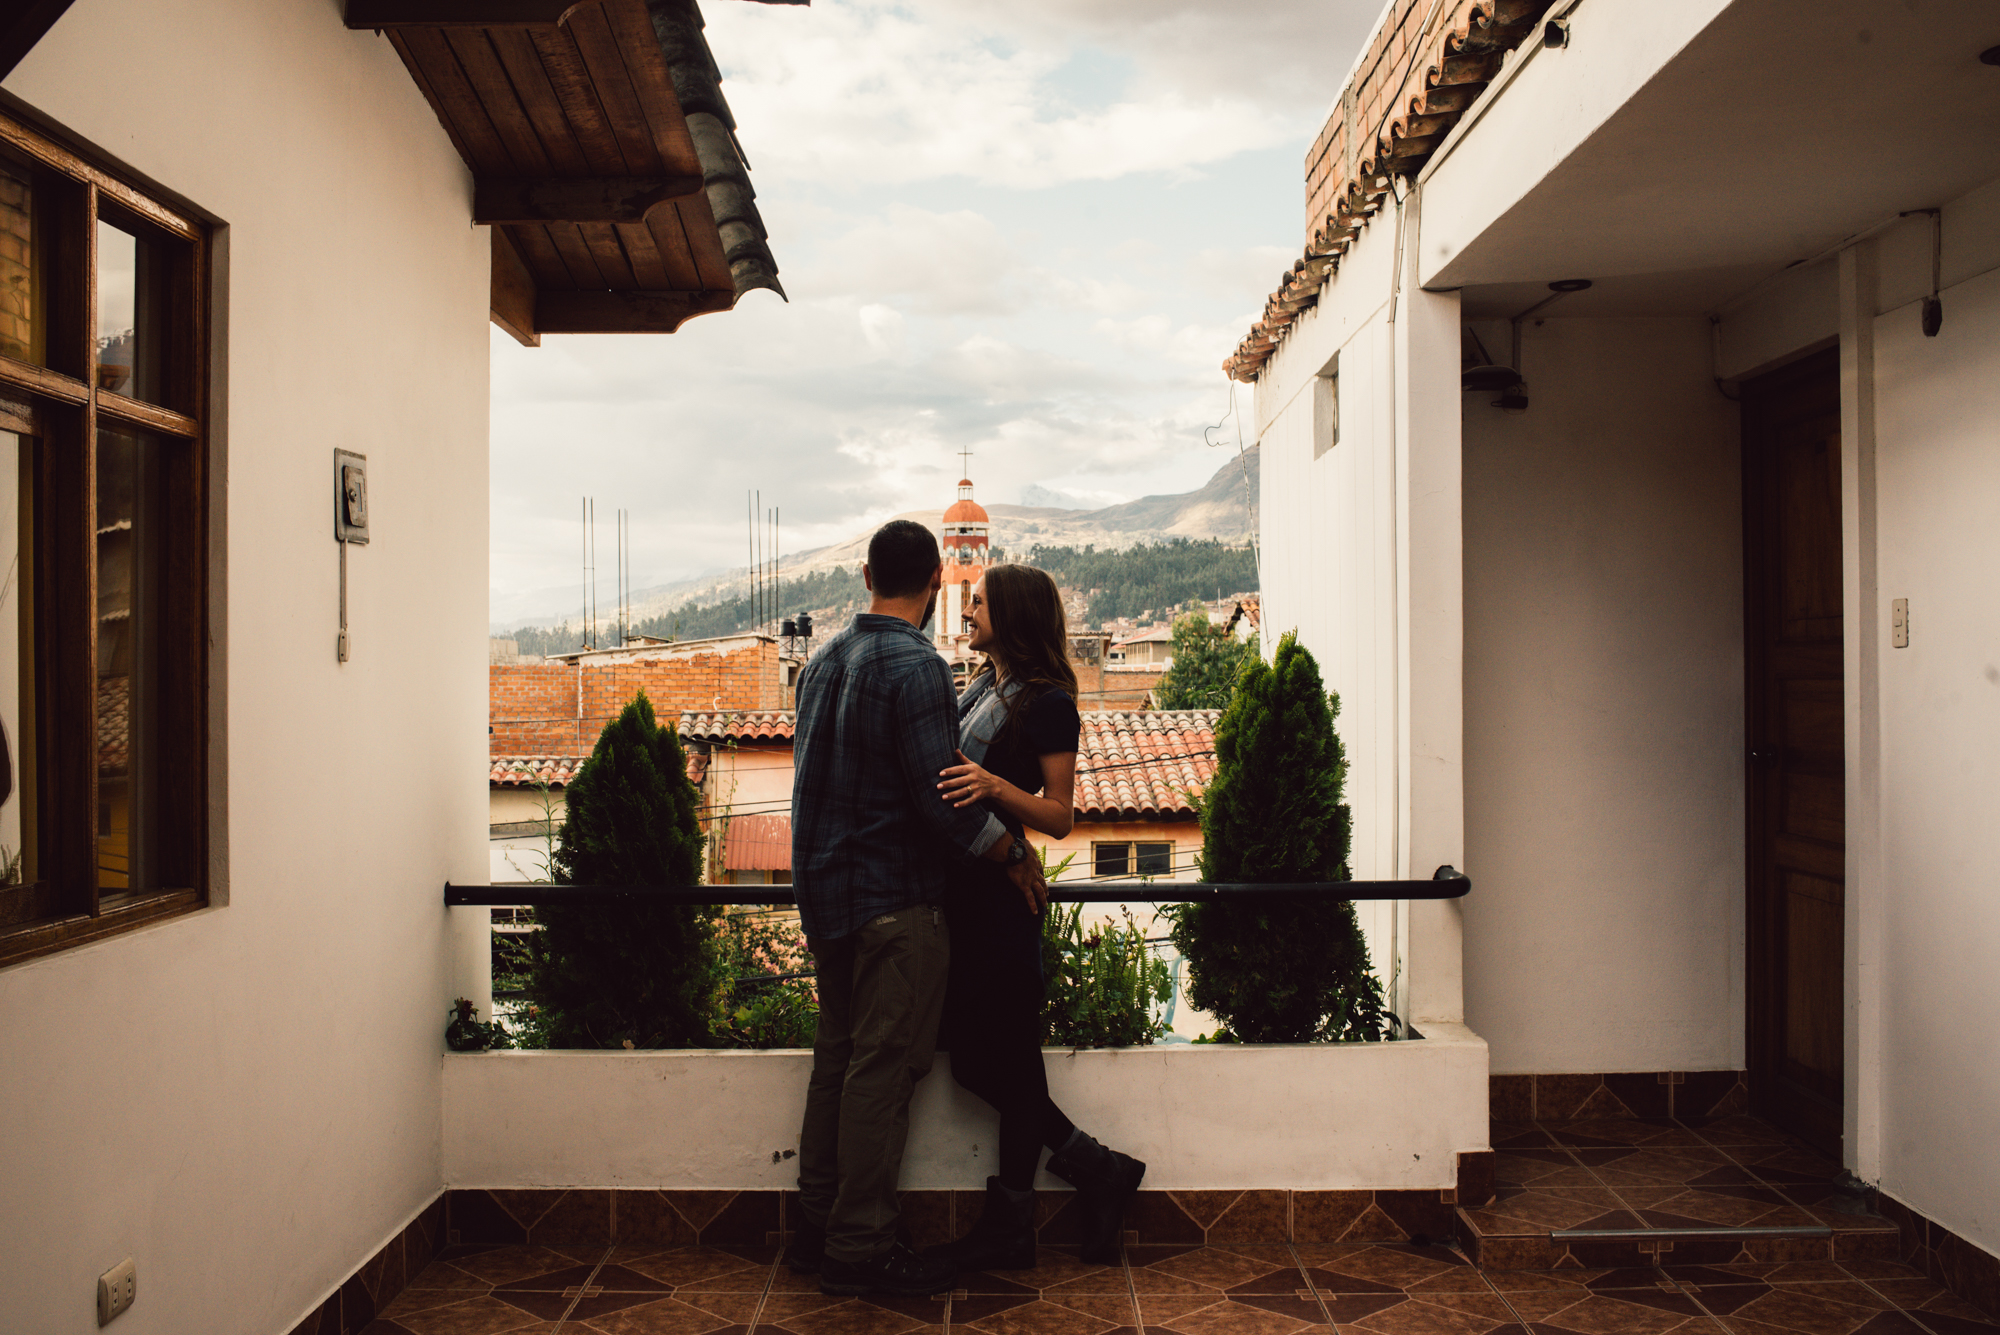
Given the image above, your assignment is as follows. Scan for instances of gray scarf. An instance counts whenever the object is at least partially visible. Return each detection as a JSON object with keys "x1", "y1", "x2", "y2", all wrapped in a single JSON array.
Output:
[{"x1": 957, "y1": 673, "x2": 1022, "y2": 766}]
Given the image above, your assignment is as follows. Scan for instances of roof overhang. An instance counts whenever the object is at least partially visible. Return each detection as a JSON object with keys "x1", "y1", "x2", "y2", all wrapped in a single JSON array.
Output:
[
  {"x1": 346, "y1": 0, "x2": 791, "y2": 342},
  {"x1": 1420, "y1": 0, "x2": 2000, "y2": 317}
]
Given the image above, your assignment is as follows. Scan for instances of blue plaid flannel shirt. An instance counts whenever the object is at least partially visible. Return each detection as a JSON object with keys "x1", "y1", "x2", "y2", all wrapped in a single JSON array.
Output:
[{"x1": 790, "y1": 614, "x2": 1008, "y2": 941}]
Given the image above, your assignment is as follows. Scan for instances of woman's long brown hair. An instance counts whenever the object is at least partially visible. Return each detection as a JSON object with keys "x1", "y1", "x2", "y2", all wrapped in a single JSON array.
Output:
[{"x1": 970, "y1": 564, "x2": 1079, "y2": 745}]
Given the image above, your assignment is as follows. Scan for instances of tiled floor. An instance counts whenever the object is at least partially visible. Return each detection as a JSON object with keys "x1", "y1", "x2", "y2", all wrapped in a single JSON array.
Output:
[
  {"x1": 359, "y1": 1240, "x2": 2000, "y2": 1335},
  {"x1": 1471, "y1": 1116, "x2": 1902, "y2": 1270}
]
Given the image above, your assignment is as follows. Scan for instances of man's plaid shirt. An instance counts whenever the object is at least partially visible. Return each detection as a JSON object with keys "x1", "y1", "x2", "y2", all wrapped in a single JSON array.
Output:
[{"x1": 790, "y1": 613, "x2": 1007, "y2": 941}]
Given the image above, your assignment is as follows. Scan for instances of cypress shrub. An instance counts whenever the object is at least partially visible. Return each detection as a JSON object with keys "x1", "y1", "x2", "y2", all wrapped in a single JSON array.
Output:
[
  {"x1": 522, "y1": 691, "x2": 726, "y2": 1048},
  {"x1": 1168, "y1": 631, "x2": 1387, "y2": 1043}
]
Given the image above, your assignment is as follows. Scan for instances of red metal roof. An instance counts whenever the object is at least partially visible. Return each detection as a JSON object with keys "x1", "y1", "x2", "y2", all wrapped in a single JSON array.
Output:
[
  {"x1": 1074, "y1": 710, "x2": 1219, "y2": 821},
  {"x1": 725, "y1": 813, "x2": 791, "y2": 871},
  {"x1": 679, "y1": 710, "x2": 795, "y2": 743}
]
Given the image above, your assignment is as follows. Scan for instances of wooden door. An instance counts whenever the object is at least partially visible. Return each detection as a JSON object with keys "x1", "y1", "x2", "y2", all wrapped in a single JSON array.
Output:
[{"x1": 1741, "y1": 348, "x2": 1845, "y2": 1156}]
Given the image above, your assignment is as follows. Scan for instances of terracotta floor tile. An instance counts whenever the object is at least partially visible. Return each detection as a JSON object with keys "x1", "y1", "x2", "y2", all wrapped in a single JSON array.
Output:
[
  {"x1": 1346, "y1": 1295, "x2": 1526, "y2": 1335},
  {"x1": 1509, "y1": 1291, "x2": 1708, "y2": 1335},
  {"x1": 446, "y1": 1247, "x2": 594, "y2": 1288},
  {"x1": 1715, "y1": 1286, "x2": 1898, "y2": 1335},
  {"x1": 1130, "y1": 1245, "x2": 1301, "y2": 1295},
  {"x1": 956, "y1": 1296, "x2": 1131, "y2": 1334},
  {"x1": 1541, "y1": 1123, "x2": 1710, "y2": 1152},
  {"x1": 565, "y1": 1295, "x2": 747, "y2": 1333},
  {"x1": 1140, "y1": 1295, "x2": 1327, "y2": 1333},
  {"x1": 1463, "y1": 1190, "x2": 1634, "y2": 1235},
  {"x1": 759, "y1": 1294, "x2": 939, "y2": 1335},
  {"x1": 1294, "y1": 1244, "x2": 1478, "y2": 1294},
  {"x1": 1316, "y1": 1292, "x2": 1411, "y2": 1324},
  {"x1": 1481, "y1": 1274, "x2": 1619, "y2": 1295},
  {"x1": 373, "y1": 1295, "x2": 556, "y2": 1335}
]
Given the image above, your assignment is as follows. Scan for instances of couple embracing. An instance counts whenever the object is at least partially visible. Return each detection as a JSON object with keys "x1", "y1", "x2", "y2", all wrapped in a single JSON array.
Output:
[{"x1": 784, "y1": 519, "x2": 1145, "y2": 1297}]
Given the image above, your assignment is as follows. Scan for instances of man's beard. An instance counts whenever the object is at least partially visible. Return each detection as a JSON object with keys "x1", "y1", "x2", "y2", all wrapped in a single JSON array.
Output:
[{"x1": 920, "y1": 591, "x2": 938, "y2": 631}]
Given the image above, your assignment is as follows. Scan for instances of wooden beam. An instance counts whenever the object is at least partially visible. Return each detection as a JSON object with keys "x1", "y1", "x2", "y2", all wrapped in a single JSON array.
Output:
[
  {"x1": 344, "y1": 1, "x2": 583, "y2": 29},
  {"x1": 534, "y1": 289, "x2": 735, "y2": 334},
  {"x1": 489, "y1": 229, "x2": 540, "y2": 347},
  {"x1": 473, "y1": 175, "x2": 702, "y2": 225},
  {"x1": 0, "y1": 0, "x2": 76, "y2": 82}
]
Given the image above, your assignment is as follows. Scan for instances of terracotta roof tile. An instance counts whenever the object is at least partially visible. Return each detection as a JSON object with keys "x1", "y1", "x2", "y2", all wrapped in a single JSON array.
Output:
[
  {"x1": 679, "y1": 710, "x2": 796, "y2": 743},
  {"x1": 1074, "y1": 709, "x2": 1219, "y2": 821},
  {"x1": 1224, "y1": 0, "x2": 1555, "y2": 383},
  {"x1": 97, "y1": 675, "x2": 130, "y2": 777},
  {"x1": 489, "y1": 755, "x2": 588, "y2": 789}
]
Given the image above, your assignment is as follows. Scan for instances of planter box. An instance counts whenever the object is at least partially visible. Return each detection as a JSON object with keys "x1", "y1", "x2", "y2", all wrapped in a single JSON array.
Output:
[{"x1": 442, "y1": 1022, "x2": 1489, "y2": 1195}]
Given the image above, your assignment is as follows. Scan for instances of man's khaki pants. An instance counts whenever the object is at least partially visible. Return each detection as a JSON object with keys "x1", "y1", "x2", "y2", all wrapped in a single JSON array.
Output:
[{"x1": 797, "y1": 905, "x2": 949, "y2": 1263}]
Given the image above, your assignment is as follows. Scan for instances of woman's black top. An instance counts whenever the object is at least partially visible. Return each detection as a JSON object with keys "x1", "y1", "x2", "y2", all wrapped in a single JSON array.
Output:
[{"x1": 962, "y1": 684, "x2": 1081, "y2": 837}]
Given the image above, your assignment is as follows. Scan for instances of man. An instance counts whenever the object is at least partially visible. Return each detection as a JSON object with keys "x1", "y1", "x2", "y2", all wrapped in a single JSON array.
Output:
[{"x1": 788, "y1": 519, "x2": 1048, "y2": 1297}]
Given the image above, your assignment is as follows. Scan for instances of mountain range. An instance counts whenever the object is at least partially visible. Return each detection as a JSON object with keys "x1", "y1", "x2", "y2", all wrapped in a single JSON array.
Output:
[{"x1": 496, "y1": 445, "x2": 1259, "y2": 633}]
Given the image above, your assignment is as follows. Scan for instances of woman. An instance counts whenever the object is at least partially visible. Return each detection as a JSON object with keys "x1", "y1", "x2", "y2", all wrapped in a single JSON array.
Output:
[{"x1": 929, "y1": 563, "x2": 1145, "y2": 1272}]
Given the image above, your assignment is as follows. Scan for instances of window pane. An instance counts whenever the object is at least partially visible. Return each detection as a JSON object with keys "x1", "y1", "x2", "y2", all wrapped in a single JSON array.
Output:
[
  {"x1": 0, "y1": 160, "x2": 42, "y2": 365},
  {"x1": 1135, "y1": 842, "x2": 1173, "y2": 877},
  {"x1": 96, "y1": 425, "x2": 165, "y2": 893},
  {"x1": 94, "y1": 219, "x2": 167, "y2": 403},
  {"x1": 1094, "y1": 843, "x2": 1130, "y2": 878},
  {"x1": 1, "y1": 431, "x2": 34, "y2": 889}
]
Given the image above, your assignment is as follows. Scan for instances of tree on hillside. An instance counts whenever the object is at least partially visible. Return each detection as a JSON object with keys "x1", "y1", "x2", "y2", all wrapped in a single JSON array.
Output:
[
  {"x1": 522, "y1": 691, "x2": 726, "y2": 1048},
  {"x1": 1153, "y1": 606, "x2": 1258, "y2": 710},
  {"x1": 1167, "y1": 632, "x2": 1386, "y2": 1043}
]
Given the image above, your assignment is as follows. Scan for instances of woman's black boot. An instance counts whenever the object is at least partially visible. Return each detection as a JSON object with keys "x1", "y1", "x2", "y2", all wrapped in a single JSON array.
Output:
[
  {"x1": 926, "y1": 1177, "x2": 1037, "y2": 1272},
  {"x1": 1045, "y1": 1130, "x2": 1145, "y2": 1265}
]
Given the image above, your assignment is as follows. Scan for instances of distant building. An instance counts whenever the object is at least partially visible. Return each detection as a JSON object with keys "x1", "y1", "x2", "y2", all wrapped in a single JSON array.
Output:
[{"x1": 934, "y1": 474, "x2": 996, "y2": 676}]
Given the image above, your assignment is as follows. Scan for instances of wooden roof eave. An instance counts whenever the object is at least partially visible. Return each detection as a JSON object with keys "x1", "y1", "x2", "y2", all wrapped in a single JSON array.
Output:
[{"x1": 346, "y1": 0, "x2": 781, "y2": 341}]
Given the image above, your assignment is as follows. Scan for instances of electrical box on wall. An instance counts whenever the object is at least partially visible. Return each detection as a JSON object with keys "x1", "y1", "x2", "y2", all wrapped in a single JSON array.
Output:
[{"x1": 334, "y1": 449, "x2": 369, "y2": 544}]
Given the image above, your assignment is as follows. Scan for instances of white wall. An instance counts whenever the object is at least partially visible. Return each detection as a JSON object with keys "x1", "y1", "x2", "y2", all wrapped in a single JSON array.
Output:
[
  {"x1": 443, "y1": 1031, "x2": 1489, "y2": 1193},
  {"x1": 1873, "y1": 263, "x2": 2000, "y2": 1255},
  {"x1": 0, "y1": 2, "x2": 490, "y2": 1331},
  {"x1": 1459, "y1": 317, "x2": 1743, "y2": 1075}
]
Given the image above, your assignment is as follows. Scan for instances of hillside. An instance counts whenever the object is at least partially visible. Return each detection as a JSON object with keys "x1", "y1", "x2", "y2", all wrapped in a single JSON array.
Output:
[{"x1": 499, "y1": 446, "x2": 1259, "y2": 640}]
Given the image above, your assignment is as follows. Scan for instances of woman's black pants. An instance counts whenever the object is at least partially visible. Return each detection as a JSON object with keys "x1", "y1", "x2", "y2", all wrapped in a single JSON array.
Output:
[{"x1": 942, "y1": 865, "x2": 1075, "y2": 1191}]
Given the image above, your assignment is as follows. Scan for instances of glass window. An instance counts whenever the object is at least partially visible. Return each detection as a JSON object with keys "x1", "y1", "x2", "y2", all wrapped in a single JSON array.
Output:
[
  {"x1": 94, "y1": 217, "x2": 167, "y2": 403},
  {"x1": 1135, "y1": 842, "x2": 1173, "y2": 877},
  {"x1": 0, "y1": 431, "x2": 36, "y2": 897},
  {"x1": 0, "y1": 104, "x2": 210, "y2": 965},
  {"x1": 1093, "y1": 842, "x2": 1130, "y2": 878},
  {"x1": 94, "y1": 426, "x2": 166, "y2": 895},
  {"x1": 0, "y1": 157, "x2": 43, "y2": 365}
]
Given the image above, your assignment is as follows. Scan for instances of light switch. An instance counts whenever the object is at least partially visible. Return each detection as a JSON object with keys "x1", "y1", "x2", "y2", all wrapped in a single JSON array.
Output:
[
  {"x1": 334, "y1": 449, "x2": 370, "y2": 545},
  {"x1": 1891, "y1": 598, "x2": 1909, "y2": 649}
]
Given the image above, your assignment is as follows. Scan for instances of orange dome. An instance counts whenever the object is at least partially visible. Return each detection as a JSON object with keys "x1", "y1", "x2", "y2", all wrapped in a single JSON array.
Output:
[{"x1": 943, "y1": 479, "x2": 988, "y2": 525}]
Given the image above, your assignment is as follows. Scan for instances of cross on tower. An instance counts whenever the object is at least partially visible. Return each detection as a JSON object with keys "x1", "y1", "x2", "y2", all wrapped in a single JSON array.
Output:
[{"x1": 958, "y1": 446, "x2": 973, "y2": 479}]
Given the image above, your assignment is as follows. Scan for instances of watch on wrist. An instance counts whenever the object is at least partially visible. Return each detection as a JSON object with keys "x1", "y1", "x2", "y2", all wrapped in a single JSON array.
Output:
[{"x1": 1005, "y1": 836, "x2": 1029, "y2": 866}]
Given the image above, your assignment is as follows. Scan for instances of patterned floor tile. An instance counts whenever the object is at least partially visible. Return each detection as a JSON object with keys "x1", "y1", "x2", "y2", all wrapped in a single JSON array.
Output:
[
  {"x1": 1124, "y1": 1245, "x2": 1302, "y2": 1296},
  {"x1": 357, "y1": 1295, "x2": 559, "y2": 1334},
  {"x1": 1540, "y1": 1122, "x2": 1711, "y2": 1152},
  {"x1": 1496, "y1": 1151, "x2": 1607, "y2": 1192},
  {"x1": 1612, "y1": 1187, "x2": 1823, "y2": 1232},
  {"x1": 1295, "y1": 1243, "x2": 1484, "y2": 1294},
  {"x1": 1342, "y1": 1296, "x2": 1526, "y2": 1335},
  {"x1": 564, "y1": 1294, "x2": 749, "y2": 1333},
  {"x1": 1506, "y1": 1289, "x2": 1716, "y2": 1335},
  {"x1": 1137, "y1": 1292, "x2": 1329, "y2": 1333},
  {"x1": 1579, "y1": 1148, "x2": 1746, "y2": 1191},
  {"x1": 754, "y1": 1293, "x2": 941, "y2": 1335},
  {"x1": 955, "y1": 1245, "x2": 1131, "y2": 1296},
  {"x1": 621, "y1": 1245, "x2": 778, "y2": 1292},
  {"x1": 1460, "y1": 1189, "x2": 1639, "y2": 1236},
  {"x1": 957, "y1": 1294, "x2": 1137, "y2": 1334}
]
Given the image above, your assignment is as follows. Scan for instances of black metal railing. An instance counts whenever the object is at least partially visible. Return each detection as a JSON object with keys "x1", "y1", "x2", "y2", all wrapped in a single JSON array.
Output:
[{"x1": 447, "y1": 866, "x2": 1471, "y2": 908}]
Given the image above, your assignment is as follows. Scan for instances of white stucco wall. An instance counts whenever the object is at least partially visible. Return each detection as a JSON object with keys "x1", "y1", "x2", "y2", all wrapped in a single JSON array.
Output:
[
  {"x1": 0, "y1": 3, "x2": 490, "y2": 1332},
  {"x1": 1872, "y1": 263, "x2": 2000, "y2": 1256},
  {"x1": 443, "y1": 1030, "x2": 1490, "y2": 1193},
  {"x1": 1459, "y1": 317, "x2": 1744, "y2": 1075}
]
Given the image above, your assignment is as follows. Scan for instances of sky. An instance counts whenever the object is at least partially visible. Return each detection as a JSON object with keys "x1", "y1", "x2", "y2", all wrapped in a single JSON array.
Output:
[{"x1": 487, "y1": 0, "x2": 1382, "y2": 629}]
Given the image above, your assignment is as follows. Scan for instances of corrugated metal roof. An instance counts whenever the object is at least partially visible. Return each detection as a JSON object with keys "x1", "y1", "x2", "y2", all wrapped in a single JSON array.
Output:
[{"x1": 724, "y1": 812, "x2": 791, "y2": 871}]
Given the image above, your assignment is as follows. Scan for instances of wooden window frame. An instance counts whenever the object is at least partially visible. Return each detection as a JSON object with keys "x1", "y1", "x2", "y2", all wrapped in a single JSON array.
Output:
[
  {"x1": 0, "y1": 105, "x2": 213, "y2": 968},
  {"x1": 1090, "y1": 840, "x2": 1176, "y2": 879}
]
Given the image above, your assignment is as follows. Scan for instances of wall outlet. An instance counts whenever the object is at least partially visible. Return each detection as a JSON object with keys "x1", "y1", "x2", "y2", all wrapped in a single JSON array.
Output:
[{"x1": 97, "y1": 1258, "x2": 136, "y2": 1325}]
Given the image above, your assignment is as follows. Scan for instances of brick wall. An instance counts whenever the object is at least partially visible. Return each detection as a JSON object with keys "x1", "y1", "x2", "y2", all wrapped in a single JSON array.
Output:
[
  {"x1": 490, "y1": 641, "x2": 783, "y2": 756},
  {"x1": 0, "y1": 168, "x2": 35, "y2": 361}
]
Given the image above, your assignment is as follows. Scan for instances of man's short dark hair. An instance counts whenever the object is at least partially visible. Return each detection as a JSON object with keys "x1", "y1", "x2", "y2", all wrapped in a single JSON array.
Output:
[{"x1": 867, "y1": 519, "x2": 941, "y2": 599}]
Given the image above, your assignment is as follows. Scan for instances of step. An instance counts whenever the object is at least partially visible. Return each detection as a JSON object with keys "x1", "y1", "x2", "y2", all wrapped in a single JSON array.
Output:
[{"x1": 1456, "y1": 1203, "x2": 1899, "y2": 1271}]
